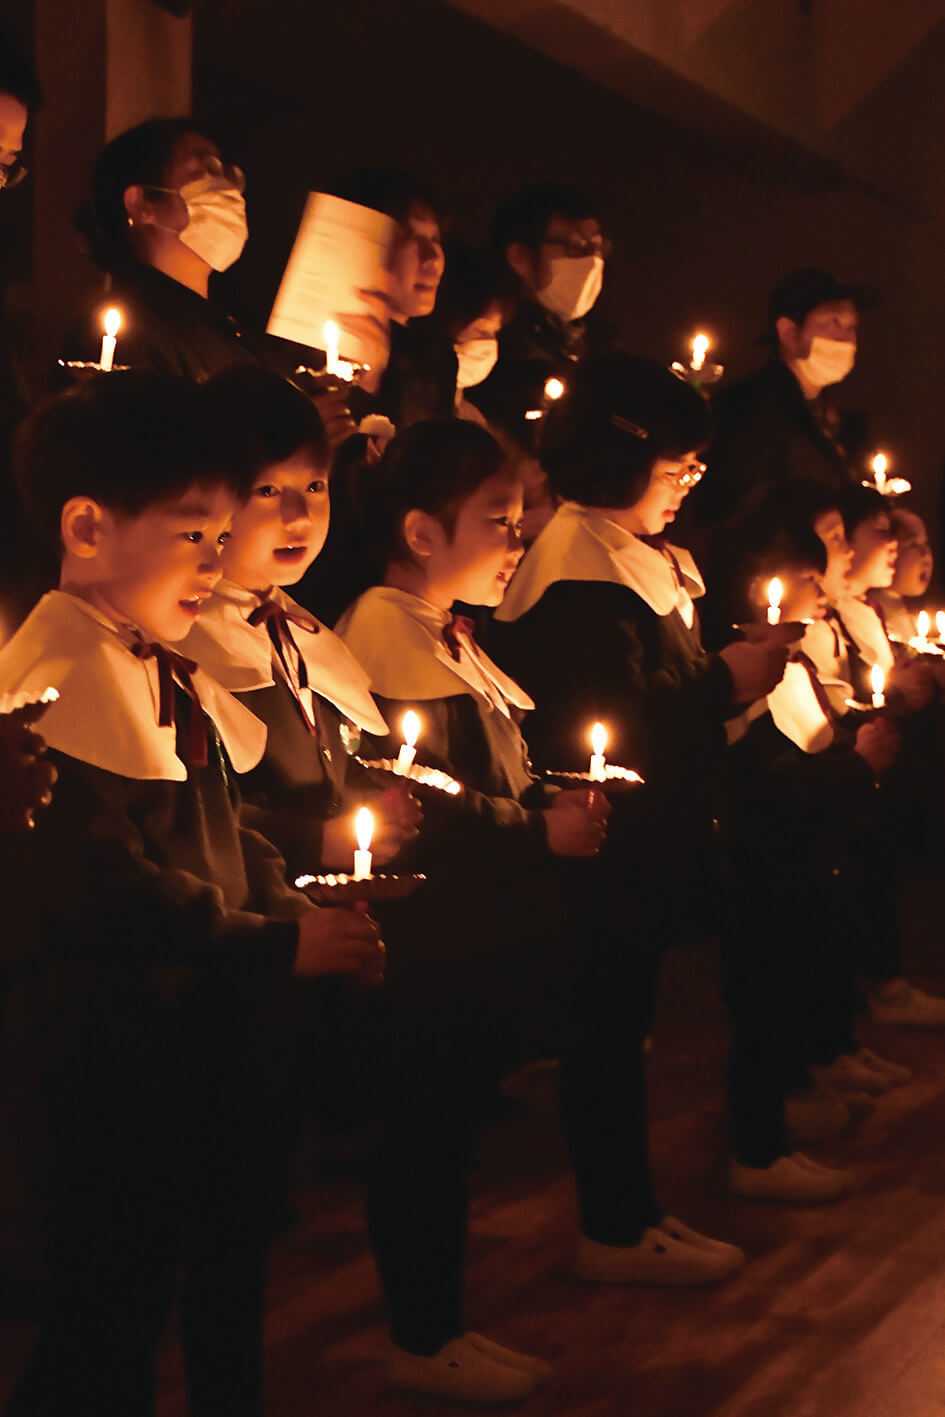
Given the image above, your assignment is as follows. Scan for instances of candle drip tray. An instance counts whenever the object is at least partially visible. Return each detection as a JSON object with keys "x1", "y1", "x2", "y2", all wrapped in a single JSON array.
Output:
[
  {"x1": 545, "y1": 765, "x2": 644, "y2": 787},
  {"x1": 294, "y1": 872, "x2": 426, "y2": 904},
  {"x1": 356, "y1": 757, "x2": 463, "y2": 796}
]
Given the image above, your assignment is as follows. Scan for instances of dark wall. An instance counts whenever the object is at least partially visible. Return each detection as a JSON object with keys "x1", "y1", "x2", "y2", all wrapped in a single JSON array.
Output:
[{"x1": 192, "y1": 0, "x2": 939, "y2": 549}]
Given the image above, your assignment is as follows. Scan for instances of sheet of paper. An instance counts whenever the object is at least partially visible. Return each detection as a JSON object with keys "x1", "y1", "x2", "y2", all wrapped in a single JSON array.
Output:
[{"x1": 267, "y1": 192, "x2": 397, "y2": 363}]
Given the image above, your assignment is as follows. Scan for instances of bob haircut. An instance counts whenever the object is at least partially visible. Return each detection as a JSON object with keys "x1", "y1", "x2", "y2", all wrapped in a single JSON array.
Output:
[
  {"x1": 425, "y1": 244, "x2": 516, "y2": 345},
  {"x1": 365, "y1": 418, "x2": 506, "y2": 571},
  {"x1": 16, "y1": 370, "x2": 254, "y2": 553},
  {"x1": 836, "y1": 483, "x2": 892, "y2": 538},
  {"x1": 541, "y1": 353, "x2": 712, "y2": 508},
  {"x1": 332, "y1": 167, "x2": 448, "y2": 231},
  {"x1": 492, "y1": 181, "x2": 599, "y2": 255},
  {"x1": 202, "y1": 367, "x2": 329, "y2": 486}
]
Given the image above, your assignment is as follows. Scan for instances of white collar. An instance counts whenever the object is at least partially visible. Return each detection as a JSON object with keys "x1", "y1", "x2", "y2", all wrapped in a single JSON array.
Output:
[
  {"x1": 182, "y1": 581, "x2": 387, "y2": 735},
  {"x1": 0, "y1": 591, "x2": 266, "y2": 781},
  {"x1": 336, "y1": 585, "x2": 534, "y2": 717},
  {"x1": 830, "y1": 593, "x2": 895, "y2": 672},
  {"x1": 495, "y1": 502, "x2": 703, "y2": 628},
  {"x1": 798, "y1": 620, "x2": 854, "y2": 716}
]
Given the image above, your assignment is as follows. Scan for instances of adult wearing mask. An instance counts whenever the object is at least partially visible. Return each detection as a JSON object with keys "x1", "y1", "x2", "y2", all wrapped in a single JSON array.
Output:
[{"x1": 696, "y1": 268, "x2": 876, "y2": 529}]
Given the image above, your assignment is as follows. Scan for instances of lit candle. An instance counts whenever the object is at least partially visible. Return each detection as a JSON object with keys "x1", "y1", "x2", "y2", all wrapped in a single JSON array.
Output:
[
  {"x1": 323, "y1": 320, "x2": 341, "y2": 377},
  {"x1": 396, "y1": 710, "x2": 420, "y2": 774},
  {"x1": 589, "y1": 721, "x2": 608, "y2": 782},
  {"x1": 917, "y1": 610, "x2": 931, "y2": 647},
  {"x1": 766, "y1": 577, "x2": 783, "y2": 627},
  {"x1": 871, "y1": 664, "x2": 886, "y2": 710},
  {"x1": 689, "y1": 331, "x2": 711, "y2": 373},
  {"x1": 871, "y1": 452, "x2": 888, "y2": 494},
  {"x1": 937, "y1": 611, "x2": 945, "y2": 643},
  {"x1": 353, "y1": 806, "x2": 374, "y2": 880},
  {"x1": 544, "y1": 376, "x2": 565, "y2": 402},
  {"x1": 99, "y1": 307, "x2": 121, "y2": 372}
]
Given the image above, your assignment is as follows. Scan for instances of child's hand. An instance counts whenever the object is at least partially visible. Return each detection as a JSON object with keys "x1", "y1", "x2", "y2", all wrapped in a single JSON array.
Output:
[
  {"x1": 888, "y1": 658, "x2": 935, "y2": 713},
  {"x1": 543, "y1": 789, "x2": 609, "y2": 857},
  {"x1": 854, "y1": 718, "x2": 900, "y2": 775},
  {"x1": 311, "y1": 388, "x2": 357, "y2": 451},
  {"x1": 734, "y1": 621, "x2": 805, "y2": 648},
  {"x1": 337, "y1": 288, "x2": 392, "y2": 395},
  {"x1": 719, "y1": 639, "x2": 789, "y2": 704},
  {"x1": 294, "y1": 907, "x2": 384, "y2": 979},
  {"x1": 0, "y1": 711, "x2": 57, "y2": 832}
]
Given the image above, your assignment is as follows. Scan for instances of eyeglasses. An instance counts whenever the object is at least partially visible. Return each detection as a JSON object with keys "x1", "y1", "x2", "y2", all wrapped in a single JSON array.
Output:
[
  {"x1": 542, "y1": 235, "x2": 612, "y2": 260},
  {"x1": 144, "y1": 157, "x2": 246, "y2": 197},
  {"x1": 657, "y1": 459, "x2": 706, "y2": 489},
  {"x1": 0, "y1": 160, "x2": 28, "y2": 191}
]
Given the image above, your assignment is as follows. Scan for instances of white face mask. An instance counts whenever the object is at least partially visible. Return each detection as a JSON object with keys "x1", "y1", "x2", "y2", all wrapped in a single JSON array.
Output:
[
  {"x1": 454, "y1": 337, "x2": 498, "y2": 390},
  {"x1": 173, "y1": 176, "x2": 248, "y2": 272},
  {"x1": 794, "y1": 335, "x2": 856, "y2": 388},
  {"x1": 537, "y1": 253, "x2": 604, "y2": 323}
]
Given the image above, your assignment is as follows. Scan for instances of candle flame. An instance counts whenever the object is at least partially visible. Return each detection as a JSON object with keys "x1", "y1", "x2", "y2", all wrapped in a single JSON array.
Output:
[
  {"x1": 937, "y1": 611, "x2": 945, "y2": 639},
  {"x1": 917, "y1": 610, "x2": 930, "y2": 639},
  {"x1": 767, "y1": 577, "x2": 783, "y2": 611},
  {"x1": 103, "y1": 307, "x2": 122, "y2": 338},
  {"x1": 871, "y1": 453, "x2": 888, "y2": 477},
  {"x1": 355, "y1": 806, "x2": 374, "y2": 853},
  {"x1": 401, "y1": 709, "x2": 420, "y2": 749},
  {"x1": 690, "y1": 332, "x2": 710, "y2": 372},
  {"x1": 871, "y1": 664, "x2": 885, "y2": 698},
  {"x1": 590, "y1": 721, "x2": 608, "y2": 756},
  {"x1": 323, "y1": 319, "x2": 340, "y2": 349},
  {"x1": 544, "y1": 376, "x2": 565, "y2": 401}
]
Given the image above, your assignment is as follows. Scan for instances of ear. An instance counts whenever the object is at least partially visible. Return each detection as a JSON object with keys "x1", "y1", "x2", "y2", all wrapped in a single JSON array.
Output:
[
  {"x1": 776, "y1": 315, "x2": 802, "y2": 356},
  {"x1": 61, "y1": 497, "x2": 108, "y2": 559},
  {"x1": 505, "y1": 241, "x2": 536, "y2": 285},
  {"x1": 401, "y1": 508, "x2": 442, "y2": 559},
  {"x1": 123, "y1": 183, "x2": 155, "y2": 228}
]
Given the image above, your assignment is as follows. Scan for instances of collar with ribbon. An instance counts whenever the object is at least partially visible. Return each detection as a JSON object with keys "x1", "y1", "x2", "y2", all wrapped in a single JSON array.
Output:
[
  {"x1": 247, "y1": 599, "x2": 319, "y2": 734},
  {"x1": 129, "y1": 639, "x2": 209, "y2": 768},
  {"x1": 442, "y1": 612, "x2": 477, "y2": 663}
]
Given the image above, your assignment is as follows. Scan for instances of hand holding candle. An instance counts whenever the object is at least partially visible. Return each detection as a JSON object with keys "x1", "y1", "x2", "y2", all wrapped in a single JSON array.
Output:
[
  {"x1": 353, "y1": 806, "x2": 374, "y2": 880},
  {"x1": 766, "y1": 577, "x2": 783, "y2": 627},
  {"x1": 588, "y1": 721, "x2": 608, "y2": 782},
  {"x1": 396, "y1": 709, "x2": 420, "y2": 774},
  {"x1": 99, "y1": 307, "x2": 121, "y2": 372}
]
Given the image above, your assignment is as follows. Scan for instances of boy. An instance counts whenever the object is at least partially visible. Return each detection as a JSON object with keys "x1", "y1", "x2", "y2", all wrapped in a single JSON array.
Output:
[{"x1": 0, "y1": 372, "x2": 381, "y2": 1416}]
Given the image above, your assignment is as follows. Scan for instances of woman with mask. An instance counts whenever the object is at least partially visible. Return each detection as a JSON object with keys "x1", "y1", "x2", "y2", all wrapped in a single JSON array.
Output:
[{"x1": 417, "y1": 244, "x2": 514, "y2": 424}]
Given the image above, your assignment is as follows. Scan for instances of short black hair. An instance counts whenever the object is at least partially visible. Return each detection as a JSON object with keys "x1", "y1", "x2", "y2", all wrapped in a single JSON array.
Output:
[
  {"x1": 365, "y1": 418, "x2": 506, "y2": 571},
  {"x1": 836, "y1": 483, "x2": 891, "y2": 538},
  {"x1": 78, "y1": 117, "x2": 220, "y2": 272},
  {"x1": 202, "y1": 367, "x2": 329, "y2": 485},
  {"x1": 332, "y1": 167, "x2": 448, "y2": 229},
  {"x1": 541, "y1": 353, "x2": 712, "y2": 508},
  {"x1": 492, "y1": 181, "x2": 599, "y2": 255},
  {"x1": 16, "y1": 371, "x2": 253, "y2": 553},
  {"x1": 0, "y1": 34, "x2": 41, "y2": 112},
  {"x1": 425, "y1": 243, "x2": 516, "y2": 345}
]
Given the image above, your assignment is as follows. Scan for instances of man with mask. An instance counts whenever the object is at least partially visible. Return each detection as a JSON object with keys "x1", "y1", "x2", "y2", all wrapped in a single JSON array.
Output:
[
  {"x1": 467, "y1": 182, "x2": 611, "y2": 424},
  {"x1": 696, "y1": 268, "x2": 877, "y2": 529}
]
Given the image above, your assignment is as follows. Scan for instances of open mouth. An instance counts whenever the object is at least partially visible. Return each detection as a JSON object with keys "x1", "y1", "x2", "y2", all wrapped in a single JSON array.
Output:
[
  {"x1": 273, "y1": 546, "x2": 308, "y2": 564},
  {"x1": 178, "y1": 595, "x2": 207, "y2": 617}
]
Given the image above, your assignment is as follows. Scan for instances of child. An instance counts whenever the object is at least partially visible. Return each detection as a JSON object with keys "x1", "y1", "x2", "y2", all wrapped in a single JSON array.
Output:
[
  {"x1": 492, "y1": 354, "x2": 788, "y2": 1221},
  {"x1": 338, "y1": 416, "x2": 745, "y2": 1305},
  {"x1": 0, "y1": 372, "x2": 381, "y2": 1416},
  {"x1": 874, "y1": 505, "x2": 934, "y2": 644}
]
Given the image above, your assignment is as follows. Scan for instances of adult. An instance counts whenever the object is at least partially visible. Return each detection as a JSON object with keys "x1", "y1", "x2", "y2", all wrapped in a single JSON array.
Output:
[{"x1": 696, "y1": 268, "x2": 877, "y2": 529}]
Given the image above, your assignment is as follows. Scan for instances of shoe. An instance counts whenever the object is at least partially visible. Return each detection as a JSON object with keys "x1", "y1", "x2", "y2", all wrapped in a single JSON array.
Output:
[
  {"x1": 869, "y1": 980, "x2": 945, "y2": 1028},
  {"x1": 657, "y1": 1217, "x2": 745, "y2": 1272},
  {"x1": 387, "y1": 1336, "x2": 537, "y2": 1402},
  {"x1": 810, "y1": 1054, "x2": 891, "y2": 1095},
  {"x1": 464, "y1": 1333, "x2": 552, "y2": 1387},
  {"x1": 785, "y1": 1092, "x2": 851, "y2": 1146},
  {"x1": 574, "y1": 1226, "x2": 741, "y2": 1286},
  {"x1": 852, "y1": 1046, "x2": 912, "y2": 1087},
  {"x1": 730, "y1": 1152, "x2": 854, "y2": 1203}
]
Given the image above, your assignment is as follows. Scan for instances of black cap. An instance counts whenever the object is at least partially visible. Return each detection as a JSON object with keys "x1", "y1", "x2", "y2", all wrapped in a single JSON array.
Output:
[{"x1": 767, "y1": 268, "x2": 881, "y2": 329}]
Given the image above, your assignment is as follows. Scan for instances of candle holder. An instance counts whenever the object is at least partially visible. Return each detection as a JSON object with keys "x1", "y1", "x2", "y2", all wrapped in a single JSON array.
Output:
[
  {"x1": 294, "y1": 871, "x2": 426, "y2": 905},
  {"x1": 544, "y1": 765, "x2": 644, "y2": 788},
  {"x1": 57, "y1": 359, "x2": 132, "y2": 378},
  {"x1": 355, "y1": 756, "x2": 463, "y2": 796}
]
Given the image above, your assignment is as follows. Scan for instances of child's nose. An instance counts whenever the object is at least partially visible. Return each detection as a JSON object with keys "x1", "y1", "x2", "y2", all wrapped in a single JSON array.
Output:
[{"x1": 281, "y1": 488, "x2": 311, "y2": 527}]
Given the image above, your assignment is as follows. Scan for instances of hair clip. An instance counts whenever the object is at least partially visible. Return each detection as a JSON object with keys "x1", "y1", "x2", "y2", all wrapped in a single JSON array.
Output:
[{"x1": 610, "y1": 413, "x2": 649, "y2": 440}]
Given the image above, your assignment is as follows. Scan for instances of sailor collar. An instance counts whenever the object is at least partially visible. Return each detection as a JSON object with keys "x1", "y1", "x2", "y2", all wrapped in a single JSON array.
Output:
[
  {"x1": 183, "y1": 581, "x2": 387, "y2": 736},
  {"x1": 336, "y1": 585, "x2": 534, "y2": 717},
  {"x1": 495, "y1": 502, "x2": 704, "y2": 629},
  {"x1": 0, "y1": 591, "x2": 266, "y2": 781},
  {"x1": 830, "y1": 593, "x2": 895, "y2": 673}
]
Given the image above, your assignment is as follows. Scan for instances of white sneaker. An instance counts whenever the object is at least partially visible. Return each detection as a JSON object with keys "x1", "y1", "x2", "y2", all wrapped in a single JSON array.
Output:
[
  {"x1": 730, "y1": 1152, "x2": 854, "y2": 1203},
  {"x1": 574, "y1": 1226, "x2": 741, "y2": 1286},
  {"x1": 657, "y1": 1217, "x2": 745, "y2": 1272},
  {"x1": 853, "y1": 1046, "x2": 912, "y2": 1086},
  {"x1": 387, "y1": 1335, "x2": 537, "y2": 1402},
  {"x1": 810, "y1": 1053, "x2": 891, "y2": 1095},
  {"x1": 785, "y1": 1092, "x2": 851, "y2": 1146},
  {"x1": 464, "y1": 1333, "x2": 552, "y2": 1387},
  {"x1": 869, "y1": 980, "x2": 945, "y2": 1028}
]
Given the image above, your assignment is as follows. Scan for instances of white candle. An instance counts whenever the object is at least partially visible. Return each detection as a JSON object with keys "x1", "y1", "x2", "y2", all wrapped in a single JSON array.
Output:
[
  {"x1": 99, "y1": 307, "x2": 121, "y2": 372},
  {"x1": 396, "y1": 710, "x2": 420, "y2": 774},
  {"x1": 766, "y1": 577, "x2": 783, "y2": 627},
  {"x1": 916, "y1": 610, "x2": 930, "y2": 647},
  {"x1": 937, "y1": 611, "x2": 945, "y2": 643},
  {"x1": 689, "y1": 331, "x2": 710, "y2": 373},
  {"x1": 871, "y1": 452, "x2": 888, "y2": 495},
  {"x1": 589, "y1": 721, "x2": 608, "y2": 782},
  {"x1": 871, "y1": 664, "x2": 886, "y2": 710},
  {"x1": 323, "y1": 320, "x2": 341, "y2": 377},
  {"x1": 353, "y1": 806, "x2": 374, "y2": 880}
]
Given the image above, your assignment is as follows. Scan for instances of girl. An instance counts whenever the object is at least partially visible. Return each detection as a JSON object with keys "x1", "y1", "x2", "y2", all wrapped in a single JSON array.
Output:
[
  {"x1": 339, "y1": 415, "x2": 743, "y2": 1301},
  {"x1": 492, "y1": 353, "x2": 788, "y2": 1215}
]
